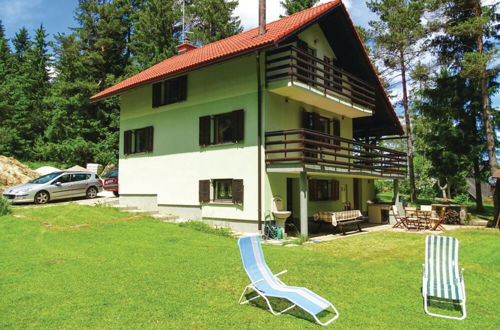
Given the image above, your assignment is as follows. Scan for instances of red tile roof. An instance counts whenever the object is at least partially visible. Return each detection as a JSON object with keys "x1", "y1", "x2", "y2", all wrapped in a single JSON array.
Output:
[{"x1": 91, "y1": 0, "x2": 341, "y2": 101}]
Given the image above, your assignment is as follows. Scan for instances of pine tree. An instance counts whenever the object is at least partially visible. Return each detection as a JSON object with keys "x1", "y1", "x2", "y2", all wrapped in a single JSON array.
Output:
[
  {"x1": 130, "y1": 0, "x2": 181, "y2": 70},
  {"x1": 8, "y1": 27, "x2": 35, "y2": 157},
  {"x1": 0, "y1": 21, "x2": 16, "y2": 156},
  {"x1": 367, "y1": 0, "x2": 427, "y2": 203},
  {"x1": 429, "y1": 0, "x2": 499, "y2": 222},
  {"x1": 413, "y1": 69, "x2": 485, "y2": 203},
  {"x1": 45, "y1": 0, "x2": 133, "y2": 165},
  {"x1": 280, "y1": 0, "x2": 319, "y2": 16},
  {"x1": 28, "y1": 25, "x2": 52, "y2": 142},
  {"x1": 187, "y1": 0, "x2": 242, "y2": 45}
]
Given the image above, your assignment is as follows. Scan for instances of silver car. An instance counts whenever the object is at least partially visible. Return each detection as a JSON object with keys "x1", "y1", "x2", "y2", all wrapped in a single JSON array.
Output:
[{"x1": 2, "y1": 171, "x2": 103, "y2": 204}]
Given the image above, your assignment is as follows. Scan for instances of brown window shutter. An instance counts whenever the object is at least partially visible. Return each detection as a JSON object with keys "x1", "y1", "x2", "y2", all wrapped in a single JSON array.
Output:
[
  {"x1": 145, "y1": 126, "x2": 154, "y2": 152},
  {"x1": 232, "y1": 179, "x2": 244, "y2": 204},
  {"x1": 152, "y1": 82, "x2": 162, "y2": 107},
  {"x1": 199, "y1": 116, "x2": 211, "y2": 146},
  {"x1": 331, "y1": 179, "x2": 339, "y2": 201},
  {"x1": 297, "y1": 39, "x2": 308, "y2": 50},
  {"x1": 179, "y1": 75, "x2": 187, "y2": 101},
  {"x1": 302, "y1": 111, "x2": 313, "y2": 130},
  {"x1": 232, "y1": 109, "x2": 244, "y2": 142},
  {"x1": 309, "y1": 179, "x2": 318, "y2": 201},
  {"x1": 312, "y1": 112, "x2": 321, "y2": 132},
  {"x1": 124, "y1": 130, "x2": 132, "y2": 155},
  {"x1": 333, "y1": 119, "x2": 340, "y2": 136},
  {"x1": 332, "y1": 119, "x2": 340, "y2": 146},
  {"x1": 199, "y1": 180, "x2": 210, "y2": 203}
]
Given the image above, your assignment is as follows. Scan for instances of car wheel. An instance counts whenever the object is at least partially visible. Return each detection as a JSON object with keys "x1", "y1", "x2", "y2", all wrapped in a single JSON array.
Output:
[
  {"x1": 86, "y1": 187, "x2": 98, "y2": 199},
  {"x1": 34, "y1": 191, "x2": 50, "y2": 204},
  {"x1": 113, "y1": 191, "x2": 119, "y2": 197}
]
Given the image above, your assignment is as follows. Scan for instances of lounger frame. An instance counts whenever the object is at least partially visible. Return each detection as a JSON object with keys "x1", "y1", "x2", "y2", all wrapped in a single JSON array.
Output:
[
  {"x1": 237, "y1": 236, "x2": 339, "y2": 326},
  {"x1": 422, "y1": 235, "x2": 467, "y2": 320}
]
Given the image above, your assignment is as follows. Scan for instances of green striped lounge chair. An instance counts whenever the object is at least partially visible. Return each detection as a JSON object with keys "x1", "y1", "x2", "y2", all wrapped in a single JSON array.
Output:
[{"x1": 423, "y1": 235, "x2": 466, "y2": 320}]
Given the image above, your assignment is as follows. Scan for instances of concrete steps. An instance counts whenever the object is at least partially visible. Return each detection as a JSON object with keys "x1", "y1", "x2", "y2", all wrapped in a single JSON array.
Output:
[{"x1": 112, "y1": 204, "x2": 181, "y2": 222}]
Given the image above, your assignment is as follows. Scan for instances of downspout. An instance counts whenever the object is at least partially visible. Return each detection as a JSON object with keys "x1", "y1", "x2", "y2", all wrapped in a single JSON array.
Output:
[{"x1": 256, "y1": 51, "x2": 263, "y2": 231}]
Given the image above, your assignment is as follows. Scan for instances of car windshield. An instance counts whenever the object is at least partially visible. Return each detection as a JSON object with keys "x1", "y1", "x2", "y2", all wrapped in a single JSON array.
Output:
[
  {"x1": 107, "y1": 169, "x2": 118, "y2": 178},
  {"x1": 30, "y1": 172, "x2": 62, "y2": 184}
]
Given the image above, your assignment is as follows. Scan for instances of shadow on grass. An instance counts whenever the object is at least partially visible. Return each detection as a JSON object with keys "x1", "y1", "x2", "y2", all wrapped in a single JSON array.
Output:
[
  {"x1": 425, "y1": 297, "x2": 464, "y2": 318},
  {"x1": 242, "y1": 292, "x2": 337, "y2": 325}
]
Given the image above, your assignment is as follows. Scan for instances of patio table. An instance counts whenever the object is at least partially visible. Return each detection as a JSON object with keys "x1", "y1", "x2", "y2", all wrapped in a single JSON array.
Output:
[{"x1": 416, "y1": 210, "x2": 431, "y2": 230}]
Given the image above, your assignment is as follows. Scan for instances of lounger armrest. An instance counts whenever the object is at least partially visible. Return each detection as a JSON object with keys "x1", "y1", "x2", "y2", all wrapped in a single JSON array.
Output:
[
  {"x1": 460, "y1": 268, "x2": 465, "y2": 281},
  {"x1": 274, "y1": 270, "x2": 288, "y2": 277},
  {"x1": 422, "y1": 264, "x2": 427, "y2": 278},
  {"x1": 251, "y1": 278, "x2": 264, "y2": 286}
]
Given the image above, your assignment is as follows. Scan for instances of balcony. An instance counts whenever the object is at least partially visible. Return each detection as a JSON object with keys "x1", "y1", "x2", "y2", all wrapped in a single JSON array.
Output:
[
  {"x1": 265, "y1": 129, "x2": 407, "y2": 179},
  {"x1": 266, "y1": 45, "x2": 376, "y2": 118}
]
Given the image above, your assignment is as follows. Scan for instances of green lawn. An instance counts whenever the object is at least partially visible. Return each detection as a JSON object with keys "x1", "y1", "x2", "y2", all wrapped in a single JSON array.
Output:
[{"x1": 1, "y1": 205, "x2": 499, "y2": 328}]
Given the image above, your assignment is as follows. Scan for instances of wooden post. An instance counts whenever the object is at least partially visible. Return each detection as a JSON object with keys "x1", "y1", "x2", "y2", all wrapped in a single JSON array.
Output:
[
  {"x1": 392, "y1": 179, "x2": 399, "y2": 205},
  {"x1": 300, "y1": 171, "x2": 308, "y2": 238}
]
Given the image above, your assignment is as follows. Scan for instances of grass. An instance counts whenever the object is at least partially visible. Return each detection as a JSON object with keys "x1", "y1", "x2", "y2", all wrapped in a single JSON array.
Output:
[
  {"x1": 1, "y1": 205, "x2": 499, "y2": 328},
  {"x1": 377, "y1": 191, "x2": 494, "y2": 220},
  {"x1": 22, "y1": 160, "x2": 70, "y2": 171}
]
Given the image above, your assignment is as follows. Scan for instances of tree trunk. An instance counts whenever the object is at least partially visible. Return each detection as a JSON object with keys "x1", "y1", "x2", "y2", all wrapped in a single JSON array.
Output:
[
  {"x1": 474, "y1": 0, "x2": 498, "y2": 226},
  {"x1": 400, "y1": 50, "x2": 417, "y2": 202},
  {"x1": 473, "y1": 158, "x2": 484, "y2": 212}
]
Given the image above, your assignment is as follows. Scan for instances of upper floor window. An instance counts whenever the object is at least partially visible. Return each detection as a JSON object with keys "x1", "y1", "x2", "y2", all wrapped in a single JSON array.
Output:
[
  {"x1": 199, "y1": 109, "x2": 244, "y2": 146},
  {"x1": 152, "y1": 75, "x2": 187, "y2": 108},
  {"x1": 124, "y1": 126, "x2": 154, "y2": 155}
]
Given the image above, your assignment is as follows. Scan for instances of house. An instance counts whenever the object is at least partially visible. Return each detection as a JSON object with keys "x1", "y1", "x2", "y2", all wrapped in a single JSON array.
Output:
[{"x1": 91, "y1": 1, "x2": 406, "y2": 237}]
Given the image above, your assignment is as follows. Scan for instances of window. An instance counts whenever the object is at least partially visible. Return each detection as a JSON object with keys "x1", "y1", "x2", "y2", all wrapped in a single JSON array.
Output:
[
  {"x1": 55, "y1": 174, "x2": 71, "y2": 184},
  {"x1": 296, "y1": 39, "x2": 316, "y2": 85},
  {"x1": 214, "y1": 113, "x2": 234, "y2": 144},
  {"x1": 124, "y1": 126, "x2": 154, "y2": 155},
  {"x1": 309, "y1": 179, "x2": 339, "y2": 201},
  {"x1": 199, "y1": 109, "x2": 244, "y2": 146},
  {"x1": 199, "y1": 179, "x2": 243, "y2": 204},
  {"x1": 319, "y1": 116, "x2": 330, "y2": 135},
  {"x1": 152, "y1": 75, "x2": 187, "y2": 107},
  {"x1": 214, "y1": 179, "x2": 232, "y2": 201},
  {"x1": 72, "y1": 174, "x2": 91, "y2": 182}
]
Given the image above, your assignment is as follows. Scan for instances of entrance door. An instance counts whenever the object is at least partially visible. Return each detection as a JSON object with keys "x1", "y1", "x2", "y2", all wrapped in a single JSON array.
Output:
[{"x1": 353, "y1": 178, "x2": 360, "y2": 210}]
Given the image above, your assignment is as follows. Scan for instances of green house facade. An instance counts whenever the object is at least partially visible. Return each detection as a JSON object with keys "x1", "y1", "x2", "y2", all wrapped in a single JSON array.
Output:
[{"x1": 92, "y1": 2, "x2": 406, "y2": 236}]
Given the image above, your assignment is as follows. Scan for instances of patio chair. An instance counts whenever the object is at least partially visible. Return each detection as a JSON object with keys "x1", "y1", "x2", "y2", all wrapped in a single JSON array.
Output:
[
  {"x1": 392, "y1": 205, "x2": 407, "y2": 229},
  {"x1": 422, "y1": 235, "x2": 466, "y2": 320},
  {"x1": 237, "y1": 235, "x2": 339, "y2": 326},
  {"x1": 429, "y1": 216, "x2": 446, "y2": 231}
]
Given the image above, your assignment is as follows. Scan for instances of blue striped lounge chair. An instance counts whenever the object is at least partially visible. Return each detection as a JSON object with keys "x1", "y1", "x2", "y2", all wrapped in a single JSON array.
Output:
[
  {"x1": 422, "y1": 235, "x2": 466, "y2": 320},
  {"x1": 237, "y1": 235, "x2": 339, "y2": 326}
]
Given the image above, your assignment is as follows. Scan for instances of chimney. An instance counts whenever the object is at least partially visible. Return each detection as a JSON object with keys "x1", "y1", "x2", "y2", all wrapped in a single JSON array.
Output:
[
  {"x1": 259, "y1": 0, "x2": 266, "y2": 35},
  {"x1": 177, "y1": 37, "x2": 197, "y2": 55}
]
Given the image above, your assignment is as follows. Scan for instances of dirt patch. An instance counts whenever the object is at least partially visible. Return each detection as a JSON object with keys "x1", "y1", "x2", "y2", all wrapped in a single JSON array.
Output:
[
  {"x1": 48, "y1": 259, "x2": 65, "y2": 264},
  {"x1": 0, "y1": 156, "x2": 39, "y2": 194}
]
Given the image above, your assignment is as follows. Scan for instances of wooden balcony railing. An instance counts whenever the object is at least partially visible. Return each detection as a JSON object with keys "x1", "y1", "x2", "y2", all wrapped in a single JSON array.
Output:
[
  {"x1": 265, "y1": 129, "x2": 407, "y2": 177},
  {"x1": 266, "y1": 45, "x2": 376, "y2": 110}
]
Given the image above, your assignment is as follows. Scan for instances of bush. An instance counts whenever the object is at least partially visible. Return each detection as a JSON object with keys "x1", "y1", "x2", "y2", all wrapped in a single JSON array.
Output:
[
  {"x1": 453, "y1": 193, "x2": 470, "y2": 205},
  {"x1": 0, "y1": 196, "x2": 12, "y2": 216},
  {"x1": 178, "y1": 221, "x2": 233, "y2": 238}
]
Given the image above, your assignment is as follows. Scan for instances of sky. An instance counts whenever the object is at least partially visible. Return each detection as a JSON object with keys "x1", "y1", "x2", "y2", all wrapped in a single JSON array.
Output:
[{"x1": 0, "y1": 0, "x2": 498, "y2": 111}]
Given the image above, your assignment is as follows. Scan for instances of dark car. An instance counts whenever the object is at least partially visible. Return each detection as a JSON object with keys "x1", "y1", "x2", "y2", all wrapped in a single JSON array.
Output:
[{"x1": 103, "y1": 169, "x2": 119, "y2": 196}]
